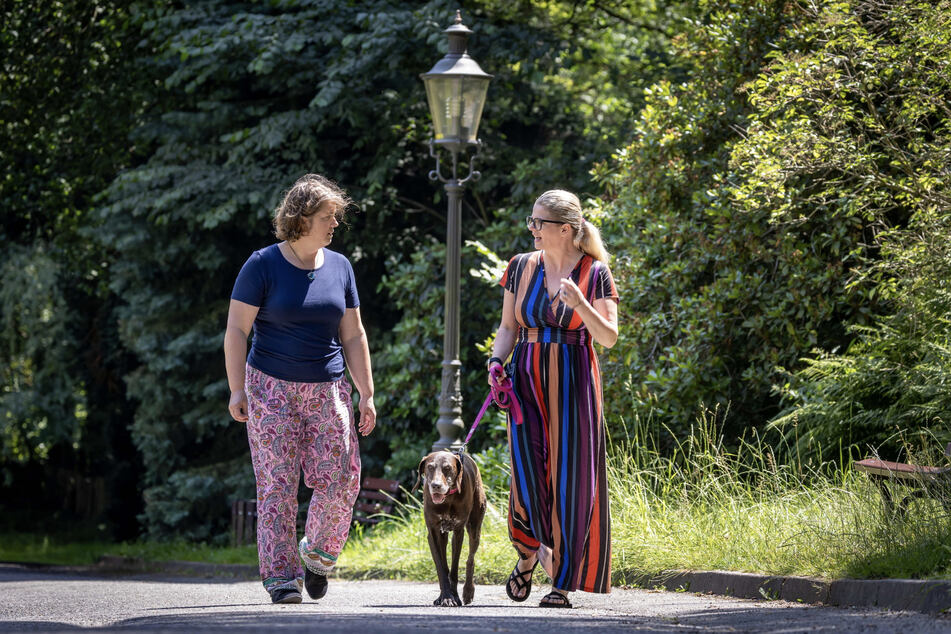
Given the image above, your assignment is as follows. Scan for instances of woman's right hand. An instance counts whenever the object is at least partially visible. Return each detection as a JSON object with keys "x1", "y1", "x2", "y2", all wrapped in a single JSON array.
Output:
[
  {"x1": 229, "y1": 389, "x2": 249, "y2": 422},
  {"x1": 487, "y1": 360, "x2": 505, "y2": 388}
]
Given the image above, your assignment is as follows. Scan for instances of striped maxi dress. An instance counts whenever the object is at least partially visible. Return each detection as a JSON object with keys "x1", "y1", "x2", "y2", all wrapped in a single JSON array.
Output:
[{"x1": 500, "y1": 250, "x2": 618, "y2": 594}]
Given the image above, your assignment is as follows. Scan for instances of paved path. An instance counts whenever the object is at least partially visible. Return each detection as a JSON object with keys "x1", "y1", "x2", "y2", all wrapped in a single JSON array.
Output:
[{"x1": 1, "y1": 564, "x2": 950, "y2": 632}]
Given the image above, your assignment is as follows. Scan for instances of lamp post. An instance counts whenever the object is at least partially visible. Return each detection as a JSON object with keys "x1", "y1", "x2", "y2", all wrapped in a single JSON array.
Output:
[{"x1": 421, "y1": 10, "x2": 492, "y2": 452}]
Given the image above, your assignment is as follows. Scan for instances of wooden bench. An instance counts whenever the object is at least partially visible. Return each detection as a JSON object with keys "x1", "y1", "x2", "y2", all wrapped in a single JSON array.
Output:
[
  {"x1": 854, "y1": 443, "x2": 951, "y2": 516},
  {"x1": 351, "y1": 476, "x2": 401, "y2": 525},
  {"x1": 231, "y1": 476, "x2": 400, "y2": 546},
  {"x1": 231, "y1": 498, "x2": 258, "y2": 547}
]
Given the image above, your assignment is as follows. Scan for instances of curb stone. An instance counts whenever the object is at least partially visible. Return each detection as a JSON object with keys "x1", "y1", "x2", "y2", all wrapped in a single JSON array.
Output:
[
  {"x1": 829, "y1": 578, "x2": 951, "y2": 614},
  {"x1": 96, "y1": 560, "x2": 951, "y2": 614},
  {"x1": 19, "y1": 558, "x2": 951, "y2": 615},
  {"x1": 629, "y1": 570, "x2": 951, "y2": 614},
  {"x1": 0, "y1": 558, "x2": 258, "y2": 581},
  {"x1": 91, "y1": 560, "x2": 951, "y2": 613},
  {"x1": 94, "y1": 555, "x2": 258, "y2": 580}
]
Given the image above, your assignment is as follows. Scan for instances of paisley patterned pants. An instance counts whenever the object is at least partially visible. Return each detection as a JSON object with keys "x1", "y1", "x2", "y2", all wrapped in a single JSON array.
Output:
[{"x1": 245, "y1": 365, "x2": 361, "y2": 591}]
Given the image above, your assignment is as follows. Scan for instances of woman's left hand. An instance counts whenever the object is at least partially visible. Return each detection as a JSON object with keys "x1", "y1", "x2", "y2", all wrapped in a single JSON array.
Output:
[
  {"x1": 357, "y1": 395, "x2": 376, "y2": 436},
  {"x1": 559, "y1": 277, "x2": 585, "y2": 310}
]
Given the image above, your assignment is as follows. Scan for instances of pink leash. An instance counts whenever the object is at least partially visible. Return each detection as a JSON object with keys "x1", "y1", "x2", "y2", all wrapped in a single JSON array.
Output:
[{"x1": 460, "y1": 365, "x2": 522, "y2": 450}]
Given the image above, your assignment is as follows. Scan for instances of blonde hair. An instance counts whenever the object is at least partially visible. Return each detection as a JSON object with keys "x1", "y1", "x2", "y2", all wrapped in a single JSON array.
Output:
[
  {"x1": 534, "y1": 189, "x2": 610, "y2": 262},
  {"x1": 272, "y1": 173, "x2": 352, "y2": 241}
]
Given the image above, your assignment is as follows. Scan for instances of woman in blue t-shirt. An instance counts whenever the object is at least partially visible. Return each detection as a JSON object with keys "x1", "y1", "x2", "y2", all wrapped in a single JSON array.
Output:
[{"x1": 224, "y1": 174, "x2": 376, "y2": 604}]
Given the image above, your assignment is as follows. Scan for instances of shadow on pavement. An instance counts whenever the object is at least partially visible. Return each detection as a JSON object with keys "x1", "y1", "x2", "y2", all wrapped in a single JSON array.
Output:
[
  {"x1": 3, "y1": 606, "x2": 937, "y2": 633},
  {"x1": 0, "y1": 613, "x2": 681, "y2": 632}
]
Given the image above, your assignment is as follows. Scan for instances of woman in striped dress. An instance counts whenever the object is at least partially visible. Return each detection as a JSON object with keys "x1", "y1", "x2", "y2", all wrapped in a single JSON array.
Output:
[{"x1": 488, "y1": 190, "x2": 619, "y2": 608}]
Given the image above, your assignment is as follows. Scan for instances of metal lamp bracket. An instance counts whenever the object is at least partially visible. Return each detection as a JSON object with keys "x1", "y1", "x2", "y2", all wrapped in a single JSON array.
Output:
[{"x1": 428, "y1": 139, "x2": 483, "y2": 185}]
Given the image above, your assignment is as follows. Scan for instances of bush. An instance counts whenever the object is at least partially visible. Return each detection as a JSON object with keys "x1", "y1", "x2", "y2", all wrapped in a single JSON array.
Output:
[
  {"x1": 762, "y1": 0, "x2": 951, "y2": 461},
  {"x1": 593, "y1": 0, "x2": 951, "y2": 443}
]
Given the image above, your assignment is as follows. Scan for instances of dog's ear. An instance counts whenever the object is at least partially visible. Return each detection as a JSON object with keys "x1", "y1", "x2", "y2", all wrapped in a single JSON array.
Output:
[
  {"x1": 412, "y1": 456, "x2": 426, "y2": 492},
  {"x1": 453, "y1": 452, "x2": 464, "y2": 495}
]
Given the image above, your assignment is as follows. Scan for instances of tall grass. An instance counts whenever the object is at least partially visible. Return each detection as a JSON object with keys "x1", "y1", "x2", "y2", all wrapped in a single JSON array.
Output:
[{"x1": 339, "y1": 415, "x2": 951, "y2": 583}]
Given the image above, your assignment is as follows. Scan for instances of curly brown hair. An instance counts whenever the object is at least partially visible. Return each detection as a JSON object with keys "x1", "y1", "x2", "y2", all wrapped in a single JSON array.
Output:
[{"x1": 272, "y1": 174, "x2": 353, "y2": 241}]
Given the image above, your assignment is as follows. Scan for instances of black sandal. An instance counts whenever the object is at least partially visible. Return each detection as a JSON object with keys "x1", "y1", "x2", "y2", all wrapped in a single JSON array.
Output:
[
  {"x1": 539, "y1": 590, "x2": 572, "y2": 609},
  {"x1": 504, "y1": 559, "x2": 539, "y2": 602}
]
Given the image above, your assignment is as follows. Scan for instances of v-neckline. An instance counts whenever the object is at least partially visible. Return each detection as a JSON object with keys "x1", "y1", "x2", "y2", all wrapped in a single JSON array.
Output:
[{"x1": 540, "y1": 252, "x2": 584, "y2": 301}]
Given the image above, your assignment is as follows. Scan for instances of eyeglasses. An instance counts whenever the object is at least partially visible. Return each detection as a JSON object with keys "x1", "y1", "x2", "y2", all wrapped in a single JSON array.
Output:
[{"x1": 525, "y1": 216, "x2": 564, "y2": 230}]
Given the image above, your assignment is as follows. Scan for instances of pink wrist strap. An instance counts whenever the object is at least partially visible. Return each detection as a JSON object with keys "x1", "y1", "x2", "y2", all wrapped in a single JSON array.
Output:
[{"x1": 460, "y1": 364, "x2": 523, "y2": 450}]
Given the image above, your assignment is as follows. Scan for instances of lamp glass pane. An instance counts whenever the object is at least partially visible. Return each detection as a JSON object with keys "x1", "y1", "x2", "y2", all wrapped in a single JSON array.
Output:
[{"x1": 424, "y1": 75, "x2": 490, "y2": 142}]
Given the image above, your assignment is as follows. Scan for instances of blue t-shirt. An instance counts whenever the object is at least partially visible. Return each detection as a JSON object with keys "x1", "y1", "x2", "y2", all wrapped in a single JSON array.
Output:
[{"x1": 230, "y1": 244, "x2": 360, "y2": 383}]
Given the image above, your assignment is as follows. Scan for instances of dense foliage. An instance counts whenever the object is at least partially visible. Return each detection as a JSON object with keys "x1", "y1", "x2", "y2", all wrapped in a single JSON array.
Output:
[
  {"x1": 594, "y1": 0, "x2": 946, "y2": 442},
  {"x1": 0, "y1": 0, "x2": 149, "y2": 536},
  {"x1": 768, "y1": 0, "x2": 951, "y2": 461}
]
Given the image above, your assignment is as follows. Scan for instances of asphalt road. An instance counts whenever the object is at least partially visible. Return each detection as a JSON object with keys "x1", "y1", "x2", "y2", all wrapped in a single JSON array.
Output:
[{"x1": 1, "y1": 564, "x2": 950, "y2": 633}]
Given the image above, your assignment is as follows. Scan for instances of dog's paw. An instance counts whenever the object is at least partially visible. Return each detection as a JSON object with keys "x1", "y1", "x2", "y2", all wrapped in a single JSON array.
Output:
[
  {"x1": 433, "y1": 592, "x2": 462, "y2": 607},
  {"x1": 462, "y1": 584, "x2": 474, "y2": 605}
]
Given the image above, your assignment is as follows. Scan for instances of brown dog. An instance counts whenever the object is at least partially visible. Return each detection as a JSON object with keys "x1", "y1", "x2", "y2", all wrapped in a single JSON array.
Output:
[{"x1": 415, "y1": 450, "x2": 486, "y2": 606}]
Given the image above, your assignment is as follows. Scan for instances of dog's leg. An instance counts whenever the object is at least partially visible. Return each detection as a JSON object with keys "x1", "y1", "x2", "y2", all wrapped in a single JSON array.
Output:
[
  {"x1": 448, "y1": 528, "x2": 465, "y2": 605},
  {"x1": 427, "y1": 528, "x2": 459, "y2": 607},
  {"x1": 462, "y1": 505, "x2": 485, "y2": 605}
]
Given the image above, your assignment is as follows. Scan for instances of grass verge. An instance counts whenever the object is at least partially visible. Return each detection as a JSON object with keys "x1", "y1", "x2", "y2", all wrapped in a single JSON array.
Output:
[
  {"x1": 4, "y1": 418, "x2": 950, "y2": 583},
  {"x1": 338, "y1": 417, "x2": 951, "y2": 584}
]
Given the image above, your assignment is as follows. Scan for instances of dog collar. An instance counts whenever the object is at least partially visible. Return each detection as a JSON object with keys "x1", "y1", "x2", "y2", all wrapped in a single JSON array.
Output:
[{"x1": 447, "y1": 487, "x2": 458, "y2": 495}]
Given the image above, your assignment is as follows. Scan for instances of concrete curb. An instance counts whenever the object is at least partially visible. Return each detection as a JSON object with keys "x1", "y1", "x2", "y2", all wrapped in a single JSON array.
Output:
[
  {"x1": 93, "y1": 556, "x2": 258, "y2": 580},
  {"x1": 89, "y1": 560, "x2": 951, "y2": 613},
  {"x1": 18, "y1": 558, "x2": 951, "y2": 615},
  {"x1": 631, "y1": 570, "x2": 951, "y2": 614}
]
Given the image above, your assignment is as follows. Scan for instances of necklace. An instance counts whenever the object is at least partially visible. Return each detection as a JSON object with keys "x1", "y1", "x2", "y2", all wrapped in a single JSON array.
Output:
[
  {"x1": 542, "y1": 251, "x2": 582, "y2": 294},
  {"x1": 287, "y1": 241, "x2": 319, "y2": 280}
]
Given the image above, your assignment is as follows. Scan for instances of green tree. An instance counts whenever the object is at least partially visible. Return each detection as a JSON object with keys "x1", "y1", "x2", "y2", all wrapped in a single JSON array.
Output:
[
  {"x1": 594, "y1": 0, "x2": 894, "y2": 441},
  {"x1": 766, "y1": 0, "x2": 951, "y2": 461},
  {"x1": 0, "y1": 0, "x2": 153, "y2": 536}
]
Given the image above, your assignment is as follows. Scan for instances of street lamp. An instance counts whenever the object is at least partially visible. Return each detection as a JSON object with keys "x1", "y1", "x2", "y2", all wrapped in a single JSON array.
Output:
[{"x1": 421, "y1": 10, "x2": 492, "y2": 452}]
